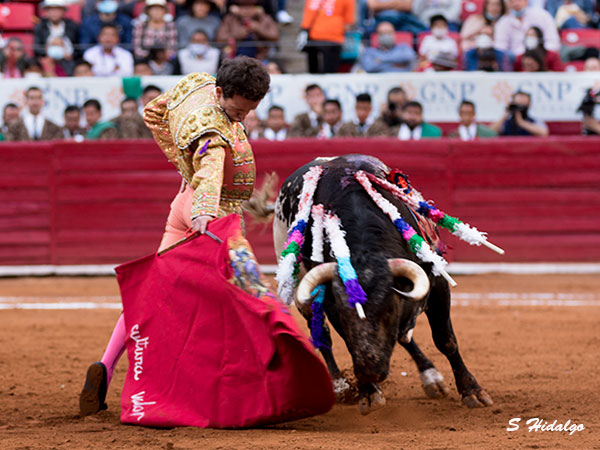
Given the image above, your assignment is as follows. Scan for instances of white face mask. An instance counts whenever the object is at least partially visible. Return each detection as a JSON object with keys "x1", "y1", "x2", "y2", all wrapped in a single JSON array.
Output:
[
  {"x1": 432, "y1": 27, "x2": 448, "y2": 39},
  {"x1": 188, "y1": 43, "x2": 208, "y2": 56},
  {"x1": 524, "y1": 36, "x2": 539, "y2": 50},
  {"x1": 476, "y1": 34, "x2": 493, "y2": 49},
  {"x1": 47, "y1": 45, "x2": 65, "y2": 60}
]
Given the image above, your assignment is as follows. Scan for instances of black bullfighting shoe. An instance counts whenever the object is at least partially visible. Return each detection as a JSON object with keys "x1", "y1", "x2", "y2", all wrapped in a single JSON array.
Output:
[{"x1": 79, "y1": 361, "x2": 108, "y2": 416}]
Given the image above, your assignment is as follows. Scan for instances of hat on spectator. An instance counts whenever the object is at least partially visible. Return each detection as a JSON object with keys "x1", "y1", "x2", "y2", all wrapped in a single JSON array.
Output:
[
  {"x1": 41, "y1": 0, "x2": 67, "y2": 9},
  {"x1": 97, "y1": 0, "x2": 118, "y2": 14},
  {"x1": 146, "y1": 0, "x2": 167, "y2": 6}
]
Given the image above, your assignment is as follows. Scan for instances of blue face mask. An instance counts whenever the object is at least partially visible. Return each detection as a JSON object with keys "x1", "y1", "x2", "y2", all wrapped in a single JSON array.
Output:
[{"x1": 510, "y1": 8, "x2": 525, "y2": 18}]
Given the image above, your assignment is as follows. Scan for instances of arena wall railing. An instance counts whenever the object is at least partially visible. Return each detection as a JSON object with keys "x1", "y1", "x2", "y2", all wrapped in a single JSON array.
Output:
[{"x1": 2, "y1": 137, "x2": 599, "y2": 270}]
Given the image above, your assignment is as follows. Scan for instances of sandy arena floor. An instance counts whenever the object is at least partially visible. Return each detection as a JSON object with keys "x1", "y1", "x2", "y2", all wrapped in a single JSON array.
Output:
[{"x1": 0, "y1": 274, "x2": 598, "y2": 449}]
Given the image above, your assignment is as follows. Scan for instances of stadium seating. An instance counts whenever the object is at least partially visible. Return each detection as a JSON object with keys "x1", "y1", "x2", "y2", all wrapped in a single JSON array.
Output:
[
  {"x1": 461, "y1": 0, "x2": 484, "y2": 22},
  {"x1": 561, "y1": 29, "x2": 600, "y2": 47},
  {"x1": 0, "y1": 3, "x2": 36, "y2": 30}
]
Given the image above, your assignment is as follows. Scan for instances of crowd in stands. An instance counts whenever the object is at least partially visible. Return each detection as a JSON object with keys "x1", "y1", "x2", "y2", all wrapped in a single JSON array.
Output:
[{"x1": 0, "y1": 0, "x2": 599, "y2": 140}]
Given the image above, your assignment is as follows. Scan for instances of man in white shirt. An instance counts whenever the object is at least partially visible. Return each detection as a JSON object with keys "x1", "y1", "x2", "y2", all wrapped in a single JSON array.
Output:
[
  {"x1": 177, "y1": 30, "x2": 220, "y2": 75},
  {"x1": 318, "y1": 99, "x2": 344, "y2": 139},
  {"x1": 338, "y1": 93, "x2": 374, "y2": 137},
  {"x1": 261, "y1": 105, "x2": 288, "y2": 141},
  {"x1": 83, "y1": 24, "x2": 134, "y2": 77},
  {"x1": 418, "y1": 15, "x2": 458, "y2": 64},
  {"x1": 494, "y1": 0, "x2": 560, "y2": 56},
  {"x1": 5, "y1": 87, "x2": 63, "y2": 141},
  {"x1": 449, "y1": 100, "x2": 497, "y2": 140}
]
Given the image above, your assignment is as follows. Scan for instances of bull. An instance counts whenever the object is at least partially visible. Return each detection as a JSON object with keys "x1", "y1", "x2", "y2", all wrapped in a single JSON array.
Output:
[{"x1": 272, "y1": 155, "x2": 493, "y2": 415}]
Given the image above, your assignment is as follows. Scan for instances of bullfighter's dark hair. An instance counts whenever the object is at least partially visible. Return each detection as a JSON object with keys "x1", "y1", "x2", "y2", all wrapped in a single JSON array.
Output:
[
  {"x1": 356, "y1": 93, "x2": 372, "y2": 103},
  {"x1": 324, "y1": 99, "x2": 342, "y2": 110},
  {"x1": 216, "y1": 56, "x2": 270, "y2": 101},
  {"x1": 403, "y1": 101, "x2": 422, "y2": 112},
  {"x1": 83, "y1": 99, "x2": 102, "y2": 111}
]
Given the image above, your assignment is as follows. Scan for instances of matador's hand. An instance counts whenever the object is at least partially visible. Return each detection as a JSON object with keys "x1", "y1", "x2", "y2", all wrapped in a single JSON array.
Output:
[{"x1": 191, "y1": 215, "x2": 214, "y2": 234}]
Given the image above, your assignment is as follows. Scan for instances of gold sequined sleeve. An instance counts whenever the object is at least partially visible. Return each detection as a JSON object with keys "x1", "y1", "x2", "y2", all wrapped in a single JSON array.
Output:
[
  {"x1": 190, "y1": 133, "x2": 227, "y2": 219},
  {"x1": 143, "y1": 91, "x2": 178, "y2": 165}
]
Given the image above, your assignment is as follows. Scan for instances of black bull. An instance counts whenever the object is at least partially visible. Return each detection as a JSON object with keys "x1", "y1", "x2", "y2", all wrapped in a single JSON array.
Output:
[{"x1": 273, "y1": 155, "x2": 493, "y2": 415}]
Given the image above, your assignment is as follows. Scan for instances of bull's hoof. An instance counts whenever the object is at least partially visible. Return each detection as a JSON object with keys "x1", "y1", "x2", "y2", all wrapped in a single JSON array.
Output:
[
  {"x1": 420, "y1": 368, "x2": 449, "y2": 399},
  {"x1": 358, "y1": 386, "x2": 386, "y2": 415},
  {"x1": 462, "y1": 388, "x2": 493, "y2": 408}
]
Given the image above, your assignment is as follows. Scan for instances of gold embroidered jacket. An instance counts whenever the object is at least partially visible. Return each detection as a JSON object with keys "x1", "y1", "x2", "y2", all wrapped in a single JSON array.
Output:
[{"x1": 144, "y1": 72, "x2": 255, "y2": 219}]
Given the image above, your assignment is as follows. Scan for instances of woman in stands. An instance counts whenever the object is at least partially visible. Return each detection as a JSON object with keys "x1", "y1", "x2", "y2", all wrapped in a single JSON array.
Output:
[
  {"x1": 514, "y1": 26, "x2": 563, "y2": 71},
  {"x1": 460, "y1": 0, "x2": 506, "y2": 52},
  {"x1": 133, "y1": 0, "x2": 178, "y2": 60}
]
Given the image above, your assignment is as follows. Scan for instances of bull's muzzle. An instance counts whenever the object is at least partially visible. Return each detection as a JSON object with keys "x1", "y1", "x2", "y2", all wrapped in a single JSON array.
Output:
[{"x1": 295, "y1": 259, "x2": 430, "y2": 315}]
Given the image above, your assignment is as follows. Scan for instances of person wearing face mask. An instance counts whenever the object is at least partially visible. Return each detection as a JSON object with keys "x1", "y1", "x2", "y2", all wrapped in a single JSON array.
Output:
[
  {"x1": 41, "y1": 36, "x2": 76, "y2": 76},
  {"x1": 460, "y1": 0, "x2": 505, "y2": 52},
  {"x1": 34, "y1": 0, "x2": 80, "y2": 59},
  {"x1": 513, "y1": 26, "x2": 563, "y2": 71},
  {"x1": 359, "y1": 21, "x2": 416, "y2": 73},
  {"x1": 418, "y1": 15, "x2": 458, "y2": 67},
  {"x1": 464, "y1": 24, "x2": 512, "y2": 71},
  {"x1": 178, "y1": 29, "x2": 220, "y2": 74},
  {"x1": 494, "y1": 0, "x2": 560, "y2": 57}
]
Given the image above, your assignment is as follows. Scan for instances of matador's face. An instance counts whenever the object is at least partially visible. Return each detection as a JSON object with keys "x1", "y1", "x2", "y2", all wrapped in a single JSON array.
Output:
[{"x1": 215, "y1": 86, "x2": 260, "y2": 123}]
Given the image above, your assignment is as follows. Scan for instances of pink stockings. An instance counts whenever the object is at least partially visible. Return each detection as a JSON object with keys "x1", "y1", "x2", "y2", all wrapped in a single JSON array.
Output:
[{"x1": 100, "y1": 314, "x2": 127, "y2": 385}]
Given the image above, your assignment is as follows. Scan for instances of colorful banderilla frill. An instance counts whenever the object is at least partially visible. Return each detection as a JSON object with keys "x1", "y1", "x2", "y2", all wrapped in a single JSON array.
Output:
[
  {"x1": 360, "y1": 171, "x2": 504, "y2": 255},
  {"x1": 354, "y1": 171, "x2": 457, "y2": 287},
  {"x1": 275, "y1": 165, "x2": 323, "y2": 305}
]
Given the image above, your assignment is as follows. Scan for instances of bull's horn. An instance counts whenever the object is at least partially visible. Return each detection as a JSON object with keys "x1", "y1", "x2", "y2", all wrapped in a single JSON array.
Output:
[
  {"x1": 388, "y1": 259, "x2": 430, "y2": 302},
  {"x1": 296, "y1": 263, "x2": 337, "y2": 307}
]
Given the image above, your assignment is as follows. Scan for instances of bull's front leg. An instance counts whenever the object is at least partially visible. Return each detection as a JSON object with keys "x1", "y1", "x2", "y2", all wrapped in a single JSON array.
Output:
[
  {"x1": 426, "y1": 281, "x2": 493, "y2": 408},
  {"x1": 399, "y1": 339, "x2": 450, "y2": 399}
]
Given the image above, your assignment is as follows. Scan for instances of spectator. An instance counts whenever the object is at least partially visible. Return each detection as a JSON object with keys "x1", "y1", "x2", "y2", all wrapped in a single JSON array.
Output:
[
  {"x1": 429, "y1": 51, "x2": 457, "y2": 71},
  {"x1": 300, "y1": 0, "x2": 354, "y2": 74},
  {"x1": 34, "y1": 0, "x2": 80, "y2": 59},
  {"x1": 133, "y1": 0, "x2": 178, "y2": 60},
  {"x1": 418, "y1": 15, "x2": 458, "y2": 66},
  {"x1": 317, "y1": 99, "x2": 343, "y2": 139},
  {"x1": 460, "y1": 0, "x2": 505, "y2": 52},
  {"x1": 491, "y1": 91, "x2": 549, "y2": 136},
  {"x1": 358, "y1": 21, "x2": 417, "y2": 73},
  {"x1": 584, "y1": 57, "x2": 600, "y2": 71},
  {"x1": 546, "y1": 0, "x2": 595, "y2": 30},
  {"x1": 464, "y1": 24, "x2": 511, "y2": 71},
  {"x1": 73, "y1": 60, "x2": 95, "y2": 76},
  {"x1": 140, "y1": 84, "x2": 162, "y2": 108},
  {"x1": 365, "y1": 0, "x2": 427, "y2": 35},
  {"x1": 5, "y1": 87, "x2": 63, "y2": 141},
  {"x1": 288, "y1": 83, "x2": 325, "y2": 137},
  {"x1": 411, "y1": 0, "x2": 461, "y2": 31},
  {"x1": 133, "y1": 59, "x2": 154, "y2": 75},
  {"x1": 578, "y1": 88, "x2": 599, "y2": 135},
  {"x1": 23, "y1": 60, "x2": 45, "y2": 79},
  {"x1": 449, "y1": 100, "x2": 497, "y2": 140},
  {"x1": 62, "y1": 105, "x2": 86, "y2": 141},
  {"x1": 338, "y1": 93, "x2": 374, "y2": 137},
  {"x1": 243, "y1": 109, "x2": 262, "y2": 139},
  {"x1": 514, "y1": 27, "x2": 563, "y2": 71},
  {"x1": 1, "y1": 103, "x2": 20, "y2": 138},
  {"x1": 83, "y1": 99, "x2": 119, "y2": 139},
  {"x1": 176, "y1": 0, "x2": 222, "y2": 47},
  {"x1": 393, "y1": 101, "x2": 441, "y2": 139},
  {"x1": 111, "y1": 97, "x2": 152, "y2": 138},
  {"x1": 494, "y1": 0, "x2": 560, "y2": 57},
  {"x1": 1, "y1": 38, "x2": 29, "y2": 78},
  {"x1": 216, "y1": 0, "x2": 279, "y2": 59},
  {"x1": 520, "y1": 49, "x2": 546, "y2": 71},
  {"x1": 265, "y1": 60, "x2": 284, "y2": 74},
  {"x1": 148, "y1": 47, "x2": 175, "y2": 75},
  {"x1": 40, "y1": 36, "x2": 76, "y2": 76},
  {"x1": 177, "y1": 30, "x2": 220, "y2": 74},
  {"x1": 367, "y1": 86, "x2": 407, "y2": 136},
  {"x1": 260, "y1": 105, "x2": 288, "y2": 140},
  {"x1": 83, "y1": 24, "x2": 134, "y2": 76},
  {"x1": 80, "y1": 0, "x2": 133, "y2": 48}
]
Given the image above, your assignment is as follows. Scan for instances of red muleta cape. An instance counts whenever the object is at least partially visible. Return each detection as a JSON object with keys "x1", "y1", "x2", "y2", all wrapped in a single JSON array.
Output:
[{"x1": 116, "y1": 214, "x2": 335, "y2": 428}]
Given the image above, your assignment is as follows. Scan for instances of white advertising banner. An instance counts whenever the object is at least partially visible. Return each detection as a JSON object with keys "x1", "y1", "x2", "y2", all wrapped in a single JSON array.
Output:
[{"x1": 1, "y1": 72, "x2": 598, "y2": 126}]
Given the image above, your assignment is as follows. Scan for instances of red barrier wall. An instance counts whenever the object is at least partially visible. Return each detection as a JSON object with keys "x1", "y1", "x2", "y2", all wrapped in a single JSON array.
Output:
[{"x1": 2, "y1": 137, "x2": 599, "y2": 266}]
